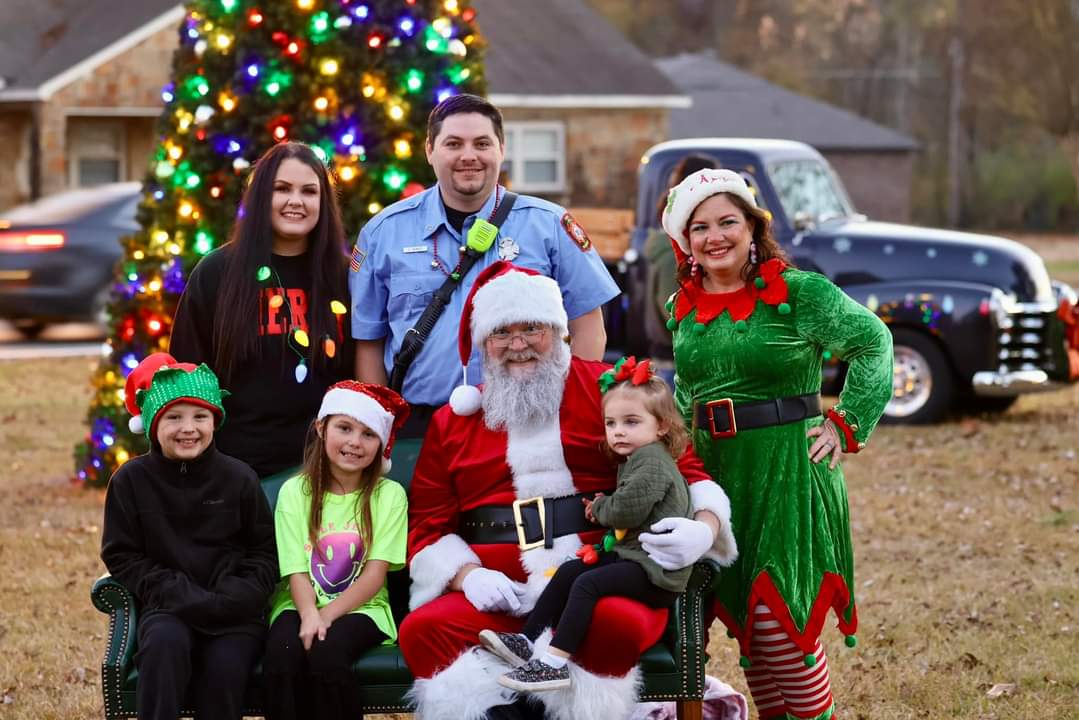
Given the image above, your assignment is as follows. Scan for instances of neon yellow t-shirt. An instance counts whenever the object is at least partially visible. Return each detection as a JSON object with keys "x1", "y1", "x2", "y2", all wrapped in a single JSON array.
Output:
[{"x1": 268, "y1": 474, "x2": 408, "y2": 643}]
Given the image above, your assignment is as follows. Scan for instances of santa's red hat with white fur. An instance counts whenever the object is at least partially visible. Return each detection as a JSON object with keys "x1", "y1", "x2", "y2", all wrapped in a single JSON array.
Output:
[{"x1": 448, "y1": 261, "x2": 568, "y2": 416}]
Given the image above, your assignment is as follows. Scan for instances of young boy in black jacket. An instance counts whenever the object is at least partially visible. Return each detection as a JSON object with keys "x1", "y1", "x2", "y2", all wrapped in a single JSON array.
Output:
[{"x1": 101, "y1": 352, "x2": 278, "y2": 720}]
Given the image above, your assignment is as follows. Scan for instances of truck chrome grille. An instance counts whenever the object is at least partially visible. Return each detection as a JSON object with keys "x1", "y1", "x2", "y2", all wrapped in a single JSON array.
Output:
[{"x1": 994, "y1": 309, "x2": 1057, "y2": 373}]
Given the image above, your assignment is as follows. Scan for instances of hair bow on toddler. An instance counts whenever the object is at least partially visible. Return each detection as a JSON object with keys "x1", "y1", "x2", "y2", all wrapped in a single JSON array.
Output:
[{"x1": 598, "y1": 356, "x2": 654, "y2": 393}]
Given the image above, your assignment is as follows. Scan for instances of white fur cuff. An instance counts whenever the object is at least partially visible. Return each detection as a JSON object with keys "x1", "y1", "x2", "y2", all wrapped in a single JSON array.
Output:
[
  {"x1": 690, "y1": 481, "x2": 738, "y2": 567},
  {"x1": 406, "y1": 646, "x2": 516, "y2": 720},
  {"x1": 409, "y1": 534, "x2": 481, "y2": 610},
  {"x1": 470, "y1": 270, "x2": 568, "y2": 345}
]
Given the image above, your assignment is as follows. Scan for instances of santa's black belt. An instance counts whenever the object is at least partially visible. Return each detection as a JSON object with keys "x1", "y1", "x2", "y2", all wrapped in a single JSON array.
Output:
[
  {"x1": 693, "y1": 393, "x2": 821, "y2": 439},
  {"x1": 459, "y1": 493, "x2": 597, "y2": 550}
]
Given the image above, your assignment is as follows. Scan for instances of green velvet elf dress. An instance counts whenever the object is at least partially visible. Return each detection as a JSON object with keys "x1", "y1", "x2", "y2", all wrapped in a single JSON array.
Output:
[{"x1": 669, "y1": 258, "x2": 893, "y2": 663}]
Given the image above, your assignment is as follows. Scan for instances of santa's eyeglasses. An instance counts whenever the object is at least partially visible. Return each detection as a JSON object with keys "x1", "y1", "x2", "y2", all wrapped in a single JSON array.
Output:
[{"x1": 487, "y1": 324, "x2": 548, "y2": 348}]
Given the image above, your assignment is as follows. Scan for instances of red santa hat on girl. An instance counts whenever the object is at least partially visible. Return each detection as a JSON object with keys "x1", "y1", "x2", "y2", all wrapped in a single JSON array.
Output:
[
  {"x1": 448, "y1": 261, "x2": 568, "y2": 416},
  {"x1": 317, "y1": 381, "x2": 410, "y2": 472}
]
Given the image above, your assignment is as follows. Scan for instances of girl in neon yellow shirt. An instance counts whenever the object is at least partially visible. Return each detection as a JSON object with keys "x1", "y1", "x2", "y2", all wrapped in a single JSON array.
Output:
[{"x1": 263, "y1": 382, "x2": 409, "y2": 720}]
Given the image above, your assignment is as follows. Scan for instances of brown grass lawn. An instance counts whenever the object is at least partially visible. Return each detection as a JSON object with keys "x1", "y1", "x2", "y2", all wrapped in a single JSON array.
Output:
[{"x1": 0, "y1": 235, "x2": 1076, "y2": 719}]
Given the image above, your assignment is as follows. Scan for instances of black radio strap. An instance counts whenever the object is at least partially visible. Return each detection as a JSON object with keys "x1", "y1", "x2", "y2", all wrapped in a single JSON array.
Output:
[{"x1": 388, "y1": 192, "x2": 518, "y2": 393}]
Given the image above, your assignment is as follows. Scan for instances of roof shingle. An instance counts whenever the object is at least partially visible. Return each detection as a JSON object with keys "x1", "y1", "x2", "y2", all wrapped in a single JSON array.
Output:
[
  {"x1": 656, "y1": 52, "x2": 917, "y2": 151},
  {"x1": 0, "y1": 0, "x2": 681, "y2": 102}
]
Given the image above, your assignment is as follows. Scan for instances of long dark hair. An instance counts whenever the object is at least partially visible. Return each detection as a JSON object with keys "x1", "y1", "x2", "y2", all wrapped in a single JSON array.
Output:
[
  {"x1": 301, "y1": 418, "x2": 380, "y2": 557},
  {"x1": 212, "y1": 142, "x2": 350, "y2": 383},
  {"x1": 675, "y1": 192, "x2": 792, "y2": 287}
]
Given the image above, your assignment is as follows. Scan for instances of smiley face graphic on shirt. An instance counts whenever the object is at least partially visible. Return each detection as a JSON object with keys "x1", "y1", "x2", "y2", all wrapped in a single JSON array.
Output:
[{"x1": 311, "y1": 530, "x2": 364, "y2": 595}]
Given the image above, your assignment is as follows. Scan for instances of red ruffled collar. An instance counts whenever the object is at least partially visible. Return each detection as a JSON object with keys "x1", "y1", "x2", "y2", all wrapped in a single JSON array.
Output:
[{"x1": 673, "y1": 258, "x2": 790, "y2": 326}]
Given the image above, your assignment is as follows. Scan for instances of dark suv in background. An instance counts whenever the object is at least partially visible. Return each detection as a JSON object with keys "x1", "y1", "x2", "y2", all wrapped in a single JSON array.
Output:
[{"x1": 0, "y1": 182, "x2": 140, "y2": 336}]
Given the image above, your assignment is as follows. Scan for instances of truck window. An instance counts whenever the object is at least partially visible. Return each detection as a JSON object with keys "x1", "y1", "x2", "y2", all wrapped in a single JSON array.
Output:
[{"x1": 768, "y1": 160, "x2": 853, "y2": 226}]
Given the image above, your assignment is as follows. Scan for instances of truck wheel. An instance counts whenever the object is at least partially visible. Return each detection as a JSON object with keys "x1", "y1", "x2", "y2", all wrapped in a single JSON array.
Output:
[{"x1": 882, "y1": 329, "x2": 955, "y2": 424}]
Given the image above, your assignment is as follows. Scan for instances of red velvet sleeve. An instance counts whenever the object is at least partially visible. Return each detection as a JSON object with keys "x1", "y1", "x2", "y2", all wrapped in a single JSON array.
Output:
[{"x1": 676, "y1": 442, "x2": 711, "y2": 484}]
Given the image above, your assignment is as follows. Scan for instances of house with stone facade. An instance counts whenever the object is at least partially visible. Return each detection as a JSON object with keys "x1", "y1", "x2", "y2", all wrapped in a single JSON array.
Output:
[
  {"x1": 0, "y1": 1, "x2": 915, "y2": 223},
  {"x1": 0, "y1": 0, "x2": 686, "y2": 213},
  {"x1": 656, "y1": 52, "x2": 919, "y2": 222}
]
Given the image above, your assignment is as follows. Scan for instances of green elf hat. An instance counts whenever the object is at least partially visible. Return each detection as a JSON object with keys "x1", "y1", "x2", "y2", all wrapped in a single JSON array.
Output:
[{"x1": 123, "y1": 352, "x2": 229, "y2": 438}]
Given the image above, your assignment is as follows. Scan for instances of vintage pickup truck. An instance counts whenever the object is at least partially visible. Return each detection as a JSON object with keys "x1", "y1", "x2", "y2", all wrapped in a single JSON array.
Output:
[{"x1": 599, "y1": 138, "x2": 1079, "y2": 424}]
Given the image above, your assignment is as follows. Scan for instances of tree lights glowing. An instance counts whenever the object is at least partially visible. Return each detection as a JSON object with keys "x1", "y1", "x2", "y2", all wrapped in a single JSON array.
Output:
[{"x1": 75, "y1": 0, "x2": 486, "y2": 487}]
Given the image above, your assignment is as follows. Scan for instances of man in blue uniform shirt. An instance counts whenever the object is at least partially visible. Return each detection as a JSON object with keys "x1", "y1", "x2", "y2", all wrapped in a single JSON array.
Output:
[{"x1": 350, "y1": 94, "x2": 619, "y2": 445}]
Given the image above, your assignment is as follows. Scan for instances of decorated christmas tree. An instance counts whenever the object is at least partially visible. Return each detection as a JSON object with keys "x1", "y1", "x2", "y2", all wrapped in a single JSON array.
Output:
[{"x1": 74, "y1": 0, "x2": 486, "y2": 487}]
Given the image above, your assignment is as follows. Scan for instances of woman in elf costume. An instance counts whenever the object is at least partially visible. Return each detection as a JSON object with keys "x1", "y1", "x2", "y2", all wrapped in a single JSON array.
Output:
[{"x1": 661, "y1": 169, "x2": 893, "y2": 720}]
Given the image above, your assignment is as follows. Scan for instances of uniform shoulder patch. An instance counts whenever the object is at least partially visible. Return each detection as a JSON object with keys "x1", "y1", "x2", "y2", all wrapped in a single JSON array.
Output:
[
  {"x1": 349, "y1": 243, "x2": 366, "y2": 273},
  {"x1": 560, "y1": 212, "x2": 592, "y2": 252}
]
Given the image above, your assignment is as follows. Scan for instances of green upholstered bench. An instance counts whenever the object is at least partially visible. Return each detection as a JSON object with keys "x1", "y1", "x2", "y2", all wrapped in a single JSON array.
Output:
[{"x1": 92, "y1": 441, "x2": 721, "y2": 719}]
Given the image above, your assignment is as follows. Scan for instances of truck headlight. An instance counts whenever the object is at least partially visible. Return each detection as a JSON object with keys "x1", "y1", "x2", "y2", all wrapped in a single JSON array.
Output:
[
  {"x1": 1052, "y1": 280, "x2": 1078, "y2": 307},
  {"x1": 988, "y1": 288, "x2": 1020, "y2": 329}
]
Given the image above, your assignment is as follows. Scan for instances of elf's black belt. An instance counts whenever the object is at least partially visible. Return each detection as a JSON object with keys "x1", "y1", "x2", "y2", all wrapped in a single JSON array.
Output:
[
  {"x1": 459, "y1": 493, "x2": 597, "y2": 550},
  {"x1": 693, "y1": 393, "x2": 821, "y2": 439}
]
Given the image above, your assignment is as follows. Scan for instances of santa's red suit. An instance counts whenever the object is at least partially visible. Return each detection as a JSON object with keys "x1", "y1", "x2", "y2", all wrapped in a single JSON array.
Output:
[{"x1": 400, "y1": 356, "x2": 735, "y2": 720}]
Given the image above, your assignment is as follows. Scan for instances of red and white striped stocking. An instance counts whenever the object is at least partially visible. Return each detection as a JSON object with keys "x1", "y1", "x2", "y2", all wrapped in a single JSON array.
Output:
[{"x1": 745, "y1": 603, "x2": 835, "y2": 720}]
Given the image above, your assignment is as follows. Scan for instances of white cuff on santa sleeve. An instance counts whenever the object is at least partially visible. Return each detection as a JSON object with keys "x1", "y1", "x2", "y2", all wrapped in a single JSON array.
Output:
[
  {"x1": 689, "y1": 481, "x2": 739, "y2": 567},
  {"x1": 409, "y1": 533, "x2": 482, "y2": 611}
]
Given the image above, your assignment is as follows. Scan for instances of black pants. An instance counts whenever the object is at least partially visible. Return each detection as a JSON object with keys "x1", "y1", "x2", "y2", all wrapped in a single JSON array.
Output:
[
  {"x1": 262, "y1": 610, "x2": 386, "y2": 720},
  {"x1": 135, "y1": 612, "x2": 263, "y2": 720},
  {"x1": 522, "y1": 555, "x2": 679, "y2": 656}
]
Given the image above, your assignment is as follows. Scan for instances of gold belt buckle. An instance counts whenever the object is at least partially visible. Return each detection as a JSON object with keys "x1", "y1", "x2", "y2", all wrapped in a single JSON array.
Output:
[{"x1": 511, "y1": 496, "x2": 546, "y2": 550}]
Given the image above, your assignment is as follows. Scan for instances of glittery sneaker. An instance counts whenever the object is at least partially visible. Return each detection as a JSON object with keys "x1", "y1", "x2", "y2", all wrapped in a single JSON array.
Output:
[
  {"x1": 497, "y1": 658, "x2": 572, "y2": 692},
  {"x1": 478, "y1": 630, "x2": 533, "y2": 668}
]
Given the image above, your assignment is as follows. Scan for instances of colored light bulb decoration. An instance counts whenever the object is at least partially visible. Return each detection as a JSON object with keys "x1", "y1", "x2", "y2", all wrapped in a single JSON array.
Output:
[{"x1": 75, "y1": 0, "x2": 486, "y2": 487}]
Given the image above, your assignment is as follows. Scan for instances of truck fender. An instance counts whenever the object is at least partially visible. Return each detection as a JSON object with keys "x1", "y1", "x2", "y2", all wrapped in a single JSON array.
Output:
[{"x1": 837, "y1": 280, "x2": 998, "y2": 389}]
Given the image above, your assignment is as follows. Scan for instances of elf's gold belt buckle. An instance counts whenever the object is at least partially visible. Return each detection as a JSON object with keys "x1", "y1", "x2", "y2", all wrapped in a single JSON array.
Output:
[{"x1": 512, "y1": 496, "x2": 546, "y2": 550}]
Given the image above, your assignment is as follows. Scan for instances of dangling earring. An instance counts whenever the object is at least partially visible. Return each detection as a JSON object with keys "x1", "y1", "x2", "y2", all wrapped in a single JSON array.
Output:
[
  {"x1": 690, "y1": 257, "x2": 700, "y2": 277},
  {"x1": 749, "y1": 241, "x2": 759, "y2": 266}
]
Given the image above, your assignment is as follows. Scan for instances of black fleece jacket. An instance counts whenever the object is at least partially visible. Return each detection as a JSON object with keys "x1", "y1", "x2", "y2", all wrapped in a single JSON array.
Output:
[{"x1": 101, "y1": 443, "x2": 278, "y2": 636}]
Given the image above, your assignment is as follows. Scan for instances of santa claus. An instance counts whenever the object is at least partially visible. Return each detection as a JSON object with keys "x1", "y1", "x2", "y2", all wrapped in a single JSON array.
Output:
[{"x1": 399, "y1": 262, "x2": 737, "y2": 720}]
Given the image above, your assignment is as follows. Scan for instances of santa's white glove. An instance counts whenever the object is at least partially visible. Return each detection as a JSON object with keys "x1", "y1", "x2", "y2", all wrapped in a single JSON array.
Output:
[
  {"x1": 461, "y1": 567, "x2": 525, "y2": 613},
  {"x1": 640, "y1": 517, "x2": 715, "y2": 571}
]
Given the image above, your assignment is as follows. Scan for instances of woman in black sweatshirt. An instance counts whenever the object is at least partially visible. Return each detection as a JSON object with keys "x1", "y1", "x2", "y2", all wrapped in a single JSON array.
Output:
[{"x1": 169, "y1": 142, "x2": 353, "y2": 499}]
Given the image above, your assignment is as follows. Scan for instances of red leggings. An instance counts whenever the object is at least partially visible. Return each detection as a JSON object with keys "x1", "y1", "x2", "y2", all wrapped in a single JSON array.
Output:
[{"x1": 398, "y1": 590, "x2": 668, "y2": 678}]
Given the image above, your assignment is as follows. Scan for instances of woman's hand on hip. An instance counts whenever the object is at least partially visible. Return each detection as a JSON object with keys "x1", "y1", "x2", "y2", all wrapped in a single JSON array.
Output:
[{"x1": 807, "y1": 419, "x2": 842, "y2": 470}]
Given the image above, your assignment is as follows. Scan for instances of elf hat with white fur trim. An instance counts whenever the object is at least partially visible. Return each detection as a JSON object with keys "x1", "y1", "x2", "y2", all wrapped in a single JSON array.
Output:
[
  {"x1": 661, "y1": 169, "x2": 758, "y2": 255},
  {"x1": 448, "y1": 261, "x2": 568, "y2": 416},
  {"x1": 317, "y1": 381, "x2": 409, "y2": 473}
]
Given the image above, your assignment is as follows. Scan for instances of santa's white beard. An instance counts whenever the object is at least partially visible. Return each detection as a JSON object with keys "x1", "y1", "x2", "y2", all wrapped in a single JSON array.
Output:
[{"x1": 481, "y1": 341, "x2": 569, "y2": 431}]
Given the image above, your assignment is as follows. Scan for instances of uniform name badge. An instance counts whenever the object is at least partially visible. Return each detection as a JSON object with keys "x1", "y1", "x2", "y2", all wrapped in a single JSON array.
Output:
[{"x1": 497, "y1": 236, "x2": 520, "y2": 262}]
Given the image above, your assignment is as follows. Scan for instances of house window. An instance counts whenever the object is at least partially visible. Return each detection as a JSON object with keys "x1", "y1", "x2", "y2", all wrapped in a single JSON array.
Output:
[
  {"x1": 502, "y1": 122, "x2": 565, "y2": 193},
  {"x1": 68, "y1": 119, "x2": 126, "y2": 187}
]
